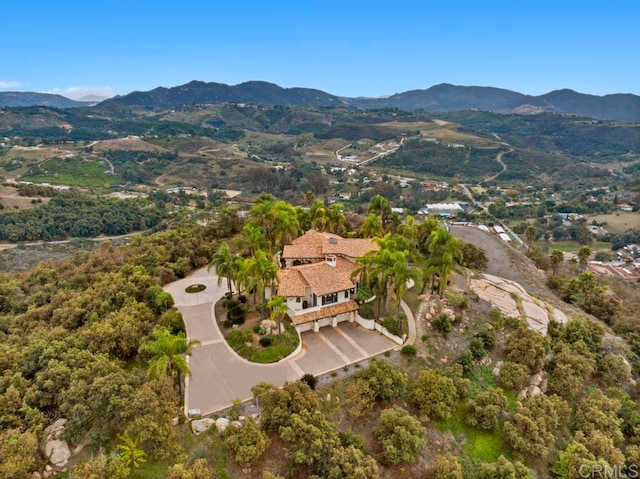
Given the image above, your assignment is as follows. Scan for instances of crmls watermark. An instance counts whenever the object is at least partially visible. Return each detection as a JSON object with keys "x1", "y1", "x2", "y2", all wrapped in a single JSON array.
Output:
[{"x1": 579, "y1": 464, "x2": 639, "y2": 478}]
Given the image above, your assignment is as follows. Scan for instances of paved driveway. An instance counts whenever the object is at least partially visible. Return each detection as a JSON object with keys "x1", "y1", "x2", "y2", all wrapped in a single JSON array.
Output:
[{"x1": 165, "y1": 267, "x2": 396, "y2": 415}]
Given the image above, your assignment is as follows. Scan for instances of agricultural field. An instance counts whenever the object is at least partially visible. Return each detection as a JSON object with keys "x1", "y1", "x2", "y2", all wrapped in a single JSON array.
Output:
[
  {"x1": 588, "y1": 212, "x2": 640, "y2": 233},
  {"x1": 20, "y1": 156, "x2": 123, "y2": 187}
]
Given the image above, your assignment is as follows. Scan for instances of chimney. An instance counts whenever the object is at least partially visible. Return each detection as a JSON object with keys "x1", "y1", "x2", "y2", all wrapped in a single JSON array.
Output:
[{"x1": 325, "y1": 254, "x2": 337, "y2": 267}]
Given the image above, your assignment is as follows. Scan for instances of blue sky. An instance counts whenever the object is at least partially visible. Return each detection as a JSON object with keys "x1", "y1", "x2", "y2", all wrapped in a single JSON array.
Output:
[{"x1": 1, "y1": 1, "x2": 638, "y2": 99}]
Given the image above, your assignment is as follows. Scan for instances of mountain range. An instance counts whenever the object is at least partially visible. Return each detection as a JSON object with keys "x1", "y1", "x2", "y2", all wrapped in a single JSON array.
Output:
[
  {"x1": 0, "y1": 91, "x2": 93, "y2": 108},
  {"x1": 3, "y1": 81, "x2": 640, "y2": 122}
]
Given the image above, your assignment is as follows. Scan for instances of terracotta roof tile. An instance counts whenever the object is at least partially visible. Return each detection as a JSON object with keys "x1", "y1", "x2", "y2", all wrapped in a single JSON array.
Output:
[
  {"x1": 288, "y1": 229, "x2": 377, "y2": 259},
  {"x1": 276, "y1": 270, "x2": 306, "y2": 297},
  {"x1": 282, "y1": 244, "x2": 323, "y2": 260},
  {"x1": 290, "y1": 300, "x2": 359, "y2": 325},
  {"x1": 293, "y1": 257, "x2": 356, "y2": 296}
]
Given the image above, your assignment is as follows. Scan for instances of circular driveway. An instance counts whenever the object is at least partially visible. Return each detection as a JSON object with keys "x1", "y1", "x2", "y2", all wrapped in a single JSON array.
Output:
[{"x1": 165, "y1": 267, "x2": 396, "y2": 416}]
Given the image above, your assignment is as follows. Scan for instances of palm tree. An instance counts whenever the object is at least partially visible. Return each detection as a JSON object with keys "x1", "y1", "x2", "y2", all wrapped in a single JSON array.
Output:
[
  {"x1": 325, "y1": 203, "x2": 347, "y2": 234},
  {"x1": 273, "y1": 201, "x2": 300, "y2": 250},
  {"x1": 359, "y1": 213, "x2": 384, "y2": 238},
  {"x1": 550, "y1": 249, "x2": 564, "y2": 275},
  {"x1": 397, "y1": 215, "x2": 419, "y2": 250},
  {"x1": 417, "y1": 218, "x2": 440, "y2": 256},
  {"x1": 426, "y1": 228, "x2": 464, "y2": 298},
  {"x1": 248, "y1": 194, "x2": 276, "y2": 246},
  {"x1": 525, "y1": 225, "x2": 536, "y2": 252},
  {"x1": 208, "y1": 241, "x2": 239, "y2": 294},
  {"x1": 577, "y1": 246, "x2": 591, "y2": 272},
  {"x1": 388, "y1": 250, "x2": 421, "y2": 323},
  {"x1": 138, "y1": 327, "x2": 200, "y2": 399},
  {"x1": 368, "y1": 195, "x2": 396, "y2": 232},
  {"x1": 267, "y1": 295, "x2": 288, "y2": 338},
  {"x1": 236, "y1": 224, "x2": 270, "y2": 257},
  {"x1": 244, "y1": 250, "x2": 279, "y2": 320}
]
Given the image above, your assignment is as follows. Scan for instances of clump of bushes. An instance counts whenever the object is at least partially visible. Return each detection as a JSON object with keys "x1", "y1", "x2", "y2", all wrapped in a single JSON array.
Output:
[
  {"x1": 433, "y1": 313, "x2": 452, "y2": 337},
  {"x1": 224, "y1": 299, "x2": 246, "y2": 325}
]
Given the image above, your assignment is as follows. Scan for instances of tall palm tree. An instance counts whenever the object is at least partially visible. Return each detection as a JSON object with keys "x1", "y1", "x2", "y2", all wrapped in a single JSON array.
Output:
[
  {"x1": 236, "y1": 224, "x2": 270, "y2": 257},
  {"x1": 359, "y1": 213, "x2": 384, "y2": 238},
  {"x1": 550, "y1": 249, "x2": 564, "y2": 275},
  {"x1": 397, "y1": 215, "x2": 419, "y2": 251},
  {"x1": 388, "y1": 250, "x2": 421, "y2": 327},
  {"x1": 248, "y1": 194, "x2": 276, "y2": 246},
  {"x1": 273, "y1": 202, "x2": 300, "y2": 250},
  {"x1": 368, "y1": 195, "x2": 395, "y2": 232},
  {"x1": 208, "y1": 241, "x2": 239, "y2": 294},
  {"x1": 525, "y1": 224, "x2": 536, "y2": 252},
  {"x1": 325, "y1": 203, "x2": 347, "y2": 234},
  {"x1": 426, "y1": 227, "x2": 464, "y2": 298},
  {"x1": 577, "y1": 246, "x2": 591, "y2": 272},
  {"x1": 139, "y1": 327, "x2": 200, "y2": 399},
  {"x1": 244, "y1": 250, "x2": 279, "y2": 320},
  {"x1": 417, "y1": 218, "x2": 440, "y2": 256},
  {"x1": 267, "y1": 295, "x2": 288, "y2": 338}
]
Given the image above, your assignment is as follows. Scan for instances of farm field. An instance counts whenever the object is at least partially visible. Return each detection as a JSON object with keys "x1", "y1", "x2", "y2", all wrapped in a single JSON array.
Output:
[{"x1": 588, "y1": 212, "x2": 640, "y2": 233}]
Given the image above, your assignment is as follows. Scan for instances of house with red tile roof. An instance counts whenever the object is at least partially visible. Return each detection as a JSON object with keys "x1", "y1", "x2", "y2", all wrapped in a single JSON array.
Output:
[{"x1": 277, "y1": 230, "x2": 378, "y2": 333}]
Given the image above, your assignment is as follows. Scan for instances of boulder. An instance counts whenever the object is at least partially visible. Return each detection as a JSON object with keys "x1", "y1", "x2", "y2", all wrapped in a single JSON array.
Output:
[
  {"x1": 530, "y1": 373, "x2": 544, "y2": 387},
  {"x1": 31, "y1": 473, "x2": 42, "y2": 479},
  {"x1": 528, "y1": 385, "x2": 542, "y2": 397},
  {"x1": 215, "y1": 417, "x2": 230, "y2": 433},
  {"x1": 231, "y1": 421, "x2": 242, "y2": 428},
  {"x1": 191, "y1": 418, "x2": 215, "y2": 435},
  {"x1": 44, "y1": 439, "x2": 71, "y2": 469},
  {"x1": 44, "y1": 419, "x2": 67, "y2": 439},
  {"x1": 442, "y1": 308, "x2": 455, "y2": 320},
  {"x1": 492, "y1": 367, "x2": 501, "y2": 377},
  {"x1": 517, "y1": 388, "x2": 528, "y2": 401}
]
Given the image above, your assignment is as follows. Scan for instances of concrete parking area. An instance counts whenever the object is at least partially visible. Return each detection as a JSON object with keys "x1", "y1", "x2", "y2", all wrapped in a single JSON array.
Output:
[{"x1": 291, "y1": 322, "x2": 396, "y2": 376}]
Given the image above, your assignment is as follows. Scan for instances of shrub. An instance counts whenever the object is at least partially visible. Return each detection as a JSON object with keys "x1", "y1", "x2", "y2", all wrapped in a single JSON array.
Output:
[
  {"x1": 401, "y1": 345, "x2": 416, "y2": 357},
  {"x1": 374, "y1": 406, "x2": 426, "y2": 465},
  {"x1": 408, "y1": 369, "x2": 457, "y2": 419},
  {"x1": 300, "y1": 373, "x2": 317, "y2": 390},
  {"x1": 498, "y1": 361, "x2": 529, "y2": 391},
  {"x1": 383, "y1": 317, "x2": 402, "y2": 337},
  {"x1": 469, "y1": 337, "x2": 487, "y2": 360},
  {"x1": 222, "y1": 320, "x2": 233, "y2": 329},
  {"x1": 238, "y1": 294, "x2": 247, "y2": 304},
  {"x1": 185, "y1": 283, "x2": 206, "y2": 293},
  {"x1": 224, "y1": 300, "x2": 246, "y2": 325},
  {"x1": 455, "y1": 350, "x2": 474, "y2": 376},
  {"x1": 475, "y1": 327, "x2": 497, "y2": 350},
  {"x1": 259, "y1": 336, "x2": 273, "y2": 347},
  {"x1": 433, "y1": 313, "x2": 452, "y2": 337}
]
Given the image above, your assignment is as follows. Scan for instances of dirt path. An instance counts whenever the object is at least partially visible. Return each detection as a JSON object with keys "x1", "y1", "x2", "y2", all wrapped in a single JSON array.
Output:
[{"x1": 483, "y1": 149, "x2": 511, "y2": 182}]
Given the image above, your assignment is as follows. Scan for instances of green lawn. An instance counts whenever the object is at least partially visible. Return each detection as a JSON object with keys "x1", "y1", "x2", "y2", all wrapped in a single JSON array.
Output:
[
  {"x1": 21, "y1": 156, "x2": 123, "y2": 187},
  {"x1": 437, "y1": 403, "x2": 510, "y2": 463},
  {"x1": 226, "y1": 323, "x2": 300, "y2": 363}
]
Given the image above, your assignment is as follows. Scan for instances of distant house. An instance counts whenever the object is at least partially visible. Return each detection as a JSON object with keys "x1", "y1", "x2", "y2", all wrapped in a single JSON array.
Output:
[
  {"x1": 418, "y1": 203, "x2": 463, "y2": 217},
  {"x1": 277, "y1": 230, "x2": 378, "y2": 333}
]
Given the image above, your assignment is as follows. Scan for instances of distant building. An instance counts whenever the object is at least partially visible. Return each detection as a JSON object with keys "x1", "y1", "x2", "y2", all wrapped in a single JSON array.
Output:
[{"x1": 418, "y1": 203, "x2": 463, "y2": 216}]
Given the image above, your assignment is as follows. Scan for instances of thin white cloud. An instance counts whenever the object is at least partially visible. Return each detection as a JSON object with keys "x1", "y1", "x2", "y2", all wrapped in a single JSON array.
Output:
[
  {"x1": 0, "y1": 81, "x2": 20, "y2": 89},
  {"x1": 47, "y1": 86, "x2": 116, "y2": 101}
]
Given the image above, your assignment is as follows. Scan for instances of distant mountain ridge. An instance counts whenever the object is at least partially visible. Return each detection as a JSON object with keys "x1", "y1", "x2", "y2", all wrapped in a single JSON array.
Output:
[
  {"x1": 0, "y1": 91, "x2": 91, "y2": 108},
  {"x1": 101, "y1": 80, "x2": 349, "y2": 109},
  {"x1": 99, "y1": 81, "x2": 640, "y2": 122},
  {"x1": 4, "y1": 81, "x2": 640, "y2": 122}
]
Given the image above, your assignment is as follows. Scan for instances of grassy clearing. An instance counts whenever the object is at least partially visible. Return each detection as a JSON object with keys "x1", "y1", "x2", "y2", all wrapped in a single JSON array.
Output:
[
  {"x1": 21, "y1": 156, "x2": 123, "y2": 187},
  {"x1": 437, "y1": 402, "x2": 509, "y2": 463}
]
